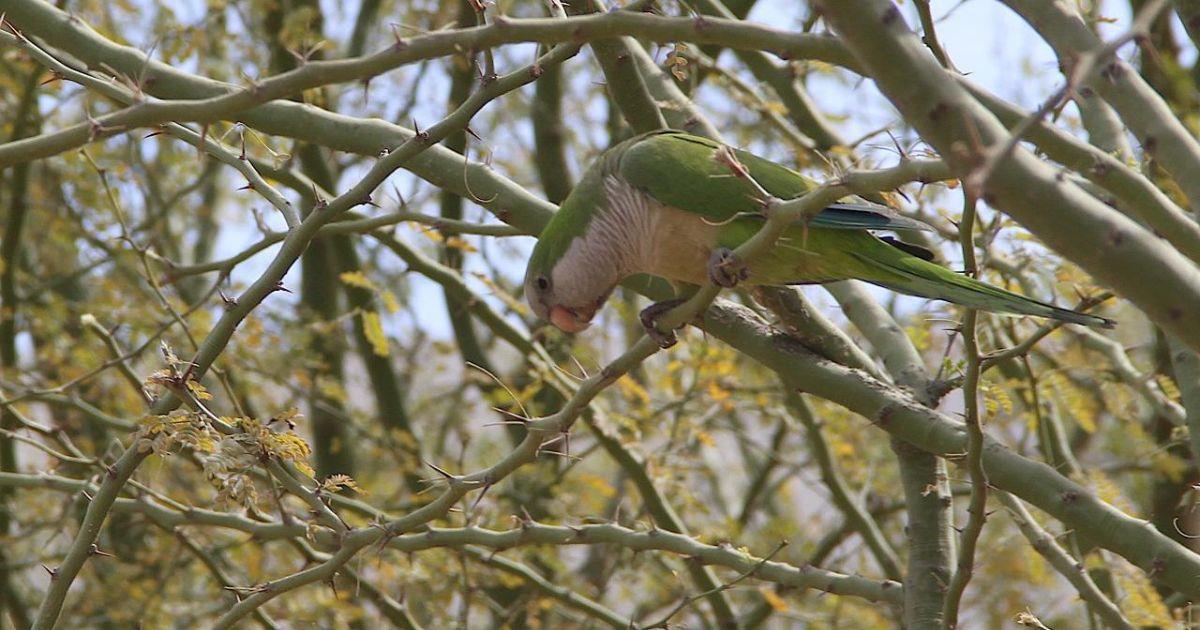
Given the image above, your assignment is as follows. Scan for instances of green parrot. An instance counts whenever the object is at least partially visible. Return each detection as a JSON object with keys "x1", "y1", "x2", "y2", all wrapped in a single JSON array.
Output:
[{"x1": 524, "y1": 130, "x2": 1113, "y2": 346}]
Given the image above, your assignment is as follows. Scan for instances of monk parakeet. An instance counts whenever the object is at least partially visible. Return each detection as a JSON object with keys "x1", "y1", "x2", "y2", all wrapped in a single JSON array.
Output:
[{"x1": 524, "y1": 130, "x2": 1112, "y2": 346}]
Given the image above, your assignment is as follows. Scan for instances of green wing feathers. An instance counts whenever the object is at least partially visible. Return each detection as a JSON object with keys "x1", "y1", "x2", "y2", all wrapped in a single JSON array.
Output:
[
  {"x1": 613, "y1": 131, "x2": 931, "y2": 232},
  {"x1": 850, "y1": 237, "x2": 1114, "y2": 328},
  {"x1": 613, "y1": 131, "x2": 808, "y2": 222}
]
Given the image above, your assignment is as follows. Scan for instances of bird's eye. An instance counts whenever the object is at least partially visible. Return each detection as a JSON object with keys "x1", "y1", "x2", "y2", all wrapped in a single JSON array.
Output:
[{"x1": 535, "y1": 275, "x2": 550, "y2": 291}]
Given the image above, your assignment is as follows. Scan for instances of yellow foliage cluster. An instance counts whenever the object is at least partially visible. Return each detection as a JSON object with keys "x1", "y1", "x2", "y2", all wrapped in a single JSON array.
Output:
[{"x1": 1113, "y1": 560, "x2": 1175, "y2": 627}]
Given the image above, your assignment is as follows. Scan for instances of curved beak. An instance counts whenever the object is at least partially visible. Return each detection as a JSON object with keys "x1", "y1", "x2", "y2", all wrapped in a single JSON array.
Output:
[{"x1": 549, "y1": 304, "x2": 597, "y2": 333}]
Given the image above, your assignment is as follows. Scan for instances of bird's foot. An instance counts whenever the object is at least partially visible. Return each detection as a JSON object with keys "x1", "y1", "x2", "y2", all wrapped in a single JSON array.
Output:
[
  {"x1": 707, "y1": 247, "x2": 748, "y2": 288},
  {"x1": 639, "y1": 298, "x2": 687, "y2": 349}
]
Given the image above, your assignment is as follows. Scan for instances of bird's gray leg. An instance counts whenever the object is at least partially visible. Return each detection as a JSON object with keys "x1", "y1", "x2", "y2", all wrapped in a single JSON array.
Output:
[
  {"x1": 639, "y1": 298, "x2": 687, "y2": 349},
  {"x1": 707, "y1": 247, "x2": 749, "y2": 288}
]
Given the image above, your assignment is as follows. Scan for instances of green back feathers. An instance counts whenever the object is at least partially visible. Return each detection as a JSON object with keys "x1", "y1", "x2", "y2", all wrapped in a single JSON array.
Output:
[
  {"x1": 614, "y1": 131, "x2": 813, "y2": 222},
  {"x1": 613, "y1": 131, "x2": 931, "y2": 231}
]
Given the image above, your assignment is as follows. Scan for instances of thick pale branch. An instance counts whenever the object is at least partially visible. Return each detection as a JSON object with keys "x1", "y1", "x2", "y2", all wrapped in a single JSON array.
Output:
[
  {"x1": 753, "y1": 286, "x2": 883, "y2": 376},
  {"x1": 0, "y1": 469, "x2": 894, "y2": 611},
  {"x1": 965, "y1": 80, "x2": 1200, "y2": 264},
  {"x1": 1168, "y1": 338, "x2": 1200, "y2": 459},
  {"x1": 1001, "y1": 0, "x2": 1200, "y2": 213},
  {"x1": 589, "y1": 37, "x2": 669, "y2": 134},
  {"x1": 822, "y1": 280, "x2": 956, "y2": 628},
  {"x1": 0, "y1": 1, "x2": 851, "y2": 167},
  {"x1": 396, "y1": 523, "x2": 903, "y2": 606},
  {"x1": 697, "y1": 300, "x2": 1200, "y2": 600},
  {"x1": 818, "y1": 0, "x2": 1200, "y2": 351}
]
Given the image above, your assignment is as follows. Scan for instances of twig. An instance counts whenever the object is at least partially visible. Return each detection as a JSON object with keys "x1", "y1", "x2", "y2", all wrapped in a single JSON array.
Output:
[
  {"x1": 643, "y1": 540, "x2": 788, "y2": 628},
  {"x1": 941, "y1": 194, "x2": 987, "y2": 629},
  {"x1": 998, "y1": 492, "x2": 1134, "y2": 630},
  {"x1": 913, "y1": 0, "x2": 955, "y2": 70},
  {"x1": 964, "y1": 0, "x2": 1170, "y2": 197}
]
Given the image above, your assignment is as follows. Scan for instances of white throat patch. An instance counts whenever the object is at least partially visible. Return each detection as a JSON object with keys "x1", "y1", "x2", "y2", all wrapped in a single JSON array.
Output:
[{"x1": 549, "y1": 176, "x2": 659, "y2": 304}]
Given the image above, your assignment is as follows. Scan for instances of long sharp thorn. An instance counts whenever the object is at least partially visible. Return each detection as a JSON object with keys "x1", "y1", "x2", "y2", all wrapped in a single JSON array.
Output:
[{"x1": 424, "y1": 460, "x2": 455, "y2": 480}]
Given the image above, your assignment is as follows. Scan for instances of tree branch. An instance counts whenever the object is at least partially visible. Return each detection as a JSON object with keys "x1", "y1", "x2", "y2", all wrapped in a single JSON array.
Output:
[{"x1": 818, "y1": 0, "x2": 1200, "y2": 350}]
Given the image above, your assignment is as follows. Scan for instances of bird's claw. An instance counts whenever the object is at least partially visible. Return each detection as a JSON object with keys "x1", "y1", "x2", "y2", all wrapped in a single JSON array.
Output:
[
  {"x1": 707, "y1": 247, "x2": 748, "y2": 288},
  {"x1": 639, "y1": 298, "x2": 687, "y2": 349}
]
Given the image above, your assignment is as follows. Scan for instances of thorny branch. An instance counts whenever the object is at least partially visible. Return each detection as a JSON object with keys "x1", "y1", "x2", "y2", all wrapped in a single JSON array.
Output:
[{"x1": 0, "y1": 0, "x2": 1194, "y2": 627}]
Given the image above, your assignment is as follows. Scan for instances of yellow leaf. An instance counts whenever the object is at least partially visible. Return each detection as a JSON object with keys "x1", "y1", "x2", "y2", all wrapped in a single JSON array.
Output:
[
  {"x1": 316, "y1": 377, "x2": 348, "y2": 404},
  {"x1": 362, "y1": 311, "x2": 389, "y2": 357},
  {"x1": 1156, "y1": 374, "x2": 1181, "y2": 402},
  {"x1": 270, "y1": 407, "x2": 303, "y2": 427},
  {"x1": 616, "y1": 375, "x2": 650, "y2": 406},
  {"x1": 577, "y1": 473, "x2": 616, "y2": 498},
  {"x1": 495, "y1": 571, "x2": 524, "y2": 589},
  {"x1": 761, "y1": 588, "x2": 789, "y2": 612},
  {"x1": 1114, "y1": 560, "x2": 1173, "y2": 627},
  {"x1": 270, "y1": 432, "x2": 313, "y2": 470},
  {"x1": 339, "y1": 271, "x2": 376, "y2": 291},
  {"x1": 1088, "y1": 470, "x2": 1135, "y2": 517},
  {"x1": 762, "y1": 100, "x2": 788, "y2": 116},
  {"x1": 1041, "y1": 371, "x2": 1099, "y2": 433},
  {"x1": 187, "y1": 380, "x2": 213, "y2": 401},
  {"x1": 667, "y1": 43, "x2": 690, "y2": 81},
  {"x1": 706, "y1": 380, "x2": 730, "y2": 403},
  {"x1": 708, "y1": 359, "x2": 736, "y2": 377},
  {"x1": 444, "y1": 236, "x2": 478, "y2": 253},
  {"x1": 381, "y1": 290, "x2": 400, "y2": 314},
  {"x1": 144, "y1": 369, "x2": 174, "y2": 388},
  {"x1": 294, "y1": 460, "x2": 316, "y2": 480},
  {"x1": 1152, "y1": 451, "x2": 1188, "y2": 483},
  {"x1": 243, "y1": 316, "x2": 264, "y2": 348},
  {"x1": 809, "y1": 61, "x2": 837, "y2": 75},
  {"x1": 981, "y1": 381, "x2": 1012, "y2": 417}
]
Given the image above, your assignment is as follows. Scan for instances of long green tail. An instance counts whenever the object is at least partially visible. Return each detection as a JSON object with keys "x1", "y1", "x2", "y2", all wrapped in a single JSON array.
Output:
[{"x1": 853, "y1": 240, "x2": 1114, "y2": 328}]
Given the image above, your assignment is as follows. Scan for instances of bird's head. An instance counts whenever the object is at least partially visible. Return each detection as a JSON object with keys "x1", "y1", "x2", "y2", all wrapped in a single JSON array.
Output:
[
  {"x1": 524, "y1": 186, "x2": 623, "y2": 334},
  {"x1": 523, "y1": 262, "x2": 608, "y2": 334}
]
